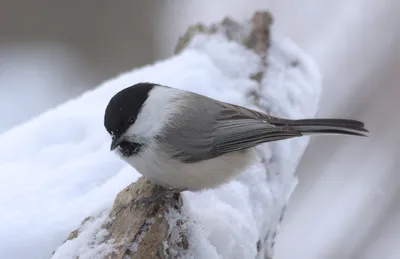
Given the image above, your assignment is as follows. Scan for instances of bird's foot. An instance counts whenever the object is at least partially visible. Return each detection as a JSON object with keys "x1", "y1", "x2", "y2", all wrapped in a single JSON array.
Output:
[{"x1": 131, "y1": 188, "x2": 185, "y2": 210}]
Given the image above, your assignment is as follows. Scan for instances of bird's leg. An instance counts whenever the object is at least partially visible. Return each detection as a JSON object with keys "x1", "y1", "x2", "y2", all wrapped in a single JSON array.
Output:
[{"x1": 131, "y1": 187, "x2": 186, "y2": 210}]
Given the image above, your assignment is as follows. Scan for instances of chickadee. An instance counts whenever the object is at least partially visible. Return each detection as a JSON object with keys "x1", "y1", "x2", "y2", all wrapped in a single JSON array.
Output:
[{"x1": 104, "y1": 83, "x2": 368, "y2": 193}]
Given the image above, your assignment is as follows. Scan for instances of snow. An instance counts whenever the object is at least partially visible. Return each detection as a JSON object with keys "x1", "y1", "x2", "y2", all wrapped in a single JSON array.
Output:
[
  {"x1": 51, "y1": 211, "x2": 116, "y2": 259},
  {"x1": 0, "y1": 31, "x2": 321, "y2": 258}
]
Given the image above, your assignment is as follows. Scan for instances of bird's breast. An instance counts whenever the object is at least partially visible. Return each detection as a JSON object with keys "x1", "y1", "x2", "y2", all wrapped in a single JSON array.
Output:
[{"x1": 126, "y1": 146, "x2": 256, "y2": 191}]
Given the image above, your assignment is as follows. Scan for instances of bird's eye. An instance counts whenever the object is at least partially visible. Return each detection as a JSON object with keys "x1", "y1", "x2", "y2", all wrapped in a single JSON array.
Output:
[
  {"x1": 118, "y1": 141, "x2": 142, "y2": 157},
  {"x1": 127, "y1": 116, "x2": 135, "y2": 125}
]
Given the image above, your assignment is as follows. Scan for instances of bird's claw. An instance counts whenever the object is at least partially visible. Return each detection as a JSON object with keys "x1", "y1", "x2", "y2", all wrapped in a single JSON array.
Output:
[{"x1": 130, "y1": 188, "x2": 184, "y2": 211}]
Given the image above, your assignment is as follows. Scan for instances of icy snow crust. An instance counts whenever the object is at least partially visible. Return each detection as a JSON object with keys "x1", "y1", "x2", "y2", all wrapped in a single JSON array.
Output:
[{"x1": 0, "y1": 34, "x2": 321, "y2": 259}]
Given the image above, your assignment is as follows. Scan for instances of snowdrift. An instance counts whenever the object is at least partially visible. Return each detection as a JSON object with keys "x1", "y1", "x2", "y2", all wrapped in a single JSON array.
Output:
[{"x1": 0, "y1": 12, "x2": 321, "y2": 259}]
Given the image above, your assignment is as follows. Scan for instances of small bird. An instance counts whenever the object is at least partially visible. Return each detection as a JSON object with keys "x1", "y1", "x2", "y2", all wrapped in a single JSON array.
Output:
[{"x1": 104, "y1": 82, "x2": 368, "y2": 199}]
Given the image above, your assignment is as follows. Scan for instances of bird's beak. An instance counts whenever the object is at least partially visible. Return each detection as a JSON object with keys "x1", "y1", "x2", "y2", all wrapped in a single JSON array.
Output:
[{"x1": 110, "y1": 136, "x2": 123, "y2": 151}]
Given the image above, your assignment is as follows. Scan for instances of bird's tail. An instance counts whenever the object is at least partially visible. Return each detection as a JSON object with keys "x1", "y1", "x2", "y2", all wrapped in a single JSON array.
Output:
[{"x1": 271, "y1": 118, "x2": 368, "y2": 137}]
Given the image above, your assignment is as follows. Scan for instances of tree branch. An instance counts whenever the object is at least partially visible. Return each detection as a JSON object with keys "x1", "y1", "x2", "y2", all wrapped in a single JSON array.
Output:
[{"x1": 52, "y1": 10, "x2": 320, "y2": 259}]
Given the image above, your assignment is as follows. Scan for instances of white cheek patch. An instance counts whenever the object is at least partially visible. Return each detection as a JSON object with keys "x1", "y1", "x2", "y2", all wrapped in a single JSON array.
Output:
[{"x1": 125, "y1": 86, "x2": 186, "y2": 138}]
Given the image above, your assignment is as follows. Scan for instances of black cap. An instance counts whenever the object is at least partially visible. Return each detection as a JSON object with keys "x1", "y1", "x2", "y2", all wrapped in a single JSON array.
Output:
[{"x1": 104, "y1": 82, "x2": 156, "y2": 138}]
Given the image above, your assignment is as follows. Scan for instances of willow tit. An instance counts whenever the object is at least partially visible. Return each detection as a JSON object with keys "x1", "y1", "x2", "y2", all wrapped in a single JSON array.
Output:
[{"x1": 104, "y1": 83, "x2": 368, "y2": 192}]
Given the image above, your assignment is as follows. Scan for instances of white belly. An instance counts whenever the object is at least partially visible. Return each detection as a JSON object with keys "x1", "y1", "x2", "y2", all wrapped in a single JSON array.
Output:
[{"x1": 125, "y1": 145, "x2": 257, "y2": 191}]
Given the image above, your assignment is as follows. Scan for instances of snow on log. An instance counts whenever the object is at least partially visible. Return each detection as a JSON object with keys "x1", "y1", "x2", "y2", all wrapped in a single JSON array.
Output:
[{"x1": 0, "y1": 11, "x2": 321, "y2": 259}]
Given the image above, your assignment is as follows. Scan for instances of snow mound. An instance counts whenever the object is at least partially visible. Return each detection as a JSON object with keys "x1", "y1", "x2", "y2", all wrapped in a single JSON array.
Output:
[{"x1": 0, "y1": 33, "x2": 320, "y2": 259}]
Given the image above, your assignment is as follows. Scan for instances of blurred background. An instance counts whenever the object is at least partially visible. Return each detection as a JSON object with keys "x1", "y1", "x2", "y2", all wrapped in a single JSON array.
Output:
[{"x1": 1, "y1": 0, "x2": 399, "y2": 258}]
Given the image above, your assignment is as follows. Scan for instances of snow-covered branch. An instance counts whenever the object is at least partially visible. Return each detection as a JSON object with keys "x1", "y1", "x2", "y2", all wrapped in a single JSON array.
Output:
[{"x1": 0, "y1": 11, "x2": 321, "y2": 259}]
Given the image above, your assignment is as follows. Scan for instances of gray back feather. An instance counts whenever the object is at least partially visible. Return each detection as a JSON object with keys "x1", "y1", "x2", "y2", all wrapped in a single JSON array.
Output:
[{"x1": 159, "y1": 92, "x2": 301, "y2": 163}]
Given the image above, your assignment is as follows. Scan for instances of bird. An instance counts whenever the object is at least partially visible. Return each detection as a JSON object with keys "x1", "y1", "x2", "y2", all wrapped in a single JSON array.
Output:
[{"x1": 104, "y1": 82, "x2": 368, "y2": 202}]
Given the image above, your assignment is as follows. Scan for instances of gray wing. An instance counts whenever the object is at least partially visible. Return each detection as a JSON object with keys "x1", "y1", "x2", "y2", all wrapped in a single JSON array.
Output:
[{"x1": 161, "y1": 93, "x2": 302, "y2": 163}]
